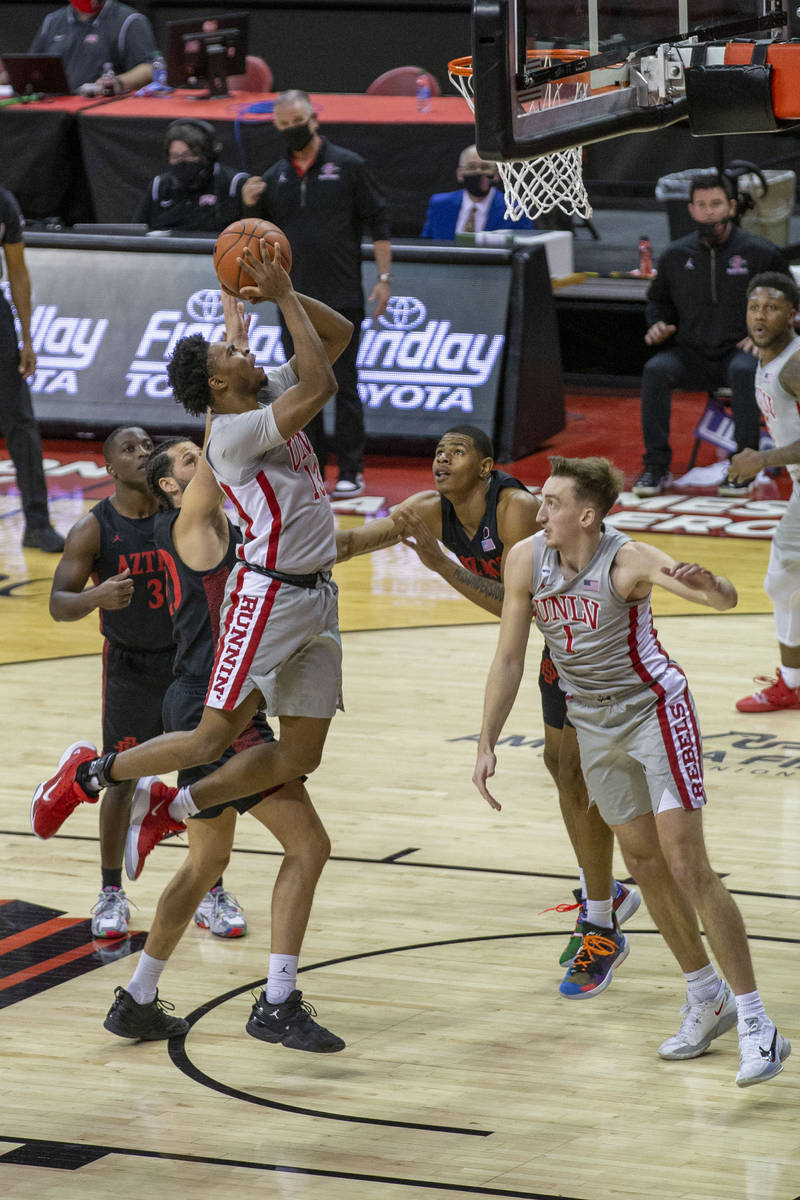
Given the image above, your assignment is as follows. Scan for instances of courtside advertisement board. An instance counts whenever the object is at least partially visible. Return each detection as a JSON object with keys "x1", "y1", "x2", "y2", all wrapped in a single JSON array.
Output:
[{"x1": 11, "y1": 249, "x2": 509, "y2": 441}]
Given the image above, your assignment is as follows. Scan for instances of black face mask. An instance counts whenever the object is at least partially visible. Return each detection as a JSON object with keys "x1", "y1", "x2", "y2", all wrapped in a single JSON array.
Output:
[
  {"x1": 282, "y1": 122, "x2": 314, "y2": 154},
  {"x1": 462, "y1": 172, "x2": 494, "y2": 199},
  {"x1": 692, "y1": 217, "x2": 732, "y2": 246},
  {"x1": 169, "y1": 160, "x2": 210, "y2": 190}
]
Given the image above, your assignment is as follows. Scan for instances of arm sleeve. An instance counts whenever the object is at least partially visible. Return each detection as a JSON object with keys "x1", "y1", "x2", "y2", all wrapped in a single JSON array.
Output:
[
  {"x1": 420, "y1": 200, "x2": 435, "y2": 238},
  {"x1": 119, "y1": 13, "x2": 157, "y2": 71}
]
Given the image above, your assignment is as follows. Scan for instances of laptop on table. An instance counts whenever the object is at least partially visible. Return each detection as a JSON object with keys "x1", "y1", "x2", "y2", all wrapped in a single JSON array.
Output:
[{"x1": 3, "y1": 55, "x2": 71, "y2": 97}]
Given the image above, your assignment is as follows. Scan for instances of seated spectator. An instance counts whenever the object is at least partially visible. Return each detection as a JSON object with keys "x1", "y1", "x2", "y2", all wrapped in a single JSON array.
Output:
[
  {"x1": 134, "y1": 120, "x2": 249, "y2": 233},
  {"x1": 420, "y1": 144, "x2": 533, "y2": 239},
  {"x1": 29, "y1": 1, "x2": 155, "y2": 96},
  {"x1": 634, "y1": 170, "x2": 788, "y2": 498}
]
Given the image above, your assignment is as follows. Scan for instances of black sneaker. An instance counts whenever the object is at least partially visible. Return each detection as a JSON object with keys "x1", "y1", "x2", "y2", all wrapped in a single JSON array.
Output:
[
  {"x1": 718, "y1": 471, "x2": 754, "y2": 497},
  {"x1": 103, "y1": 986, "x2": 189, "y2": 1040},
  {"x1": 632, "y1": 468, "x2": 670, "y2": 497},
  {"x1": 22, "y1": 525, "x2": 65, "y2": 553},
  {"x1": 246, "y1": 989, "x2": 345, "y2": 1053}
]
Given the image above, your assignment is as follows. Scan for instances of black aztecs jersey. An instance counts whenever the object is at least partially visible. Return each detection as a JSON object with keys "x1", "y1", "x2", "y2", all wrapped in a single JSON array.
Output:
[
  {"x1": 153, "y1": 510, "x2": 239, "y2": 679},
  {"x1": 90, "y1": 498, "x2": 174, "y2": 652},
  {"x1": 439, "y1": 469, "x2": 529, "y2": 578}
]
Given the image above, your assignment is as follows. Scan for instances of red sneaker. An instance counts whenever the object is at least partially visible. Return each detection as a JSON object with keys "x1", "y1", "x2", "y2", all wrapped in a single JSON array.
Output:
[
  {"x1": 125, "y1": 776, "x2": 184, "y2": 881},
  {"x1": 736, "y1": 669, "x2": 800, "y2": 713},
  {"x1": 30, "y1": 741, "x2": 99, "y2": 839}
]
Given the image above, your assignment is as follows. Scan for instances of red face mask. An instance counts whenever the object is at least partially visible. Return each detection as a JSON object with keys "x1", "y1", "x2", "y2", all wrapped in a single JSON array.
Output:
[{"x1": 70, "y1": 0, "x2": 104, "y2": 14}]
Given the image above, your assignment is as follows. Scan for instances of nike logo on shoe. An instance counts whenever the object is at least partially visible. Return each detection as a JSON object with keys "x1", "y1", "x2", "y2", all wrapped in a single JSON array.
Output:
[
  {"x1": 714, "y1": 1000, "x2": 725, "y2": 1016},
  {"x1": 759, "y1": 1031, "x2": 778, "y2": 1061}
]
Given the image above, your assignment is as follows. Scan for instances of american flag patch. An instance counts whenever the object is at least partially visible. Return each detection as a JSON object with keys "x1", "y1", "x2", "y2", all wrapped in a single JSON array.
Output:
[
  {"x1": 583, "y1": 578, "x2": 600, "y2": 592},
  {"x1": 480, "y1": 527, "x2": 495, "y2": 552}
]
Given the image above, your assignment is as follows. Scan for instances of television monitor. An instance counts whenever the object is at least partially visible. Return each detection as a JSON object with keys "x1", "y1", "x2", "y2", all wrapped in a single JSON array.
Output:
[
  {"x1": 165, "y1": 13, "x2": 249, "y2": 98},
  {"x1": 3, "y1": 54, "x2": 71, "y2": 97}
]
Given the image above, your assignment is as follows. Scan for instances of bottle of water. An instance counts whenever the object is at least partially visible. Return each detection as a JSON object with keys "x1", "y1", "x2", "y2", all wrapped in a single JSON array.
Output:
[
  {"x1": 101, "y1": 62, "x2": 116, "y2": 97},
  {"x1": 415, "y1": 73, "x2": 431, "y2": 113},
  {"x1": 152, "y1": 53, "x2": 167, "y2": 88}
]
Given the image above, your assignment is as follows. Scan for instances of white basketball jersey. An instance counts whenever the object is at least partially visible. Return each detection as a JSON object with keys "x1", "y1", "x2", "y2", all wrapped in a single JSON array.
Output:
[
  {"x1": 755, "y1": 334, "x2": 800, "y2": 488},
  {"x1": 531, "y1": 528, "x2": 671, "y2": 698},
  {"x1": 206, "y1": 365, "x2": 336, "y2": 574}
]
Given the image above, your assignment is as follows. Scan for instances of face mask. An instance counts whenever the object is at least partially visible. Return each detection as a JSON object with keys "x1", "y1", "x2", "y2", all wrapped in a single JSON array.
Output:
[
  {"x1": 462, "y1": 172, "x2": 493, "y2": 199},
  {"x1": 692, "y1": 217, "x2": 731, "y2": 246},
  {"x1": 282, "y1": 122, "x2": 314, "y2": 154},
  {"x1": 70, "y1": 0, "x2": 104, "y2": 13},
  {"x1": 169, "y1": 161, "x2": 209, "y2": 190}
]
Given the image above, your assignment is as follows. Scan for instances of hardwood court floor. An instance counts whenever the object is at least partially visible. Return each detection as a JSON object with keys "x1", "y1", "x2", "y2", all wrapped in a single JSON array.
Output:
[{"x1": 1, "y1": 503, "x2": 799, "y2": 1200}]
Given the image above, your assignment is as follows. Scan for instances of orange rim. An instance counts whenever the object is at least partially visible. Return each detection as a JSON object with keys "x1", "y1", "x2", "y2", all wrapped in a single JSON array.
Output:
[{"x1": 448, "y1": 47, "x2": 591, "y2": 76}]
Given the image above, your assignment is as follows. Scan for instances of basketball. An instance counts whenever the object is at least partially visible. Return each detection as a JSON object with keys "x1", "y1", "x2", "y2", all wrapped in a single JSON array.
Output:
[{"x1": 213, "y1": 217, "x2": 292, "y2": 299}]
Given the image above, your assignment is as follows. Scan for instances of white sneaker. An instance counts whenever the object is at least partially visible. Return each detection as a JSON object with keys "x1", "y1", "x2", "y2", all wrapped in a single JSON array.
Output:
[
  {"x1": 90, "y1": 887, "x2": 130, "y2": 939},
  {"x1": 193, "y1": 887, "x2": 247, "y2": 938},
  {"x1": 658, "y1": 981, "x2": 737, "y2": 1060},
  {"x1": 736, "y1": 1016, "x2": 791, "y2": 1088},
  {"x1": 332, "y1": 473, "x2": 365, "y2": 498}
]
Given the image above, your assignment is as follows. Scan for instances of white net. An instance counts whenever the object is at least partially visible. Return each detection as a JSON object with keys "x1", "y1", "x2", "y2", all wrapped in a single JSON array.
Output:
[{"x1": 449, "y1": 53, "x2": 593, "y2": 220}]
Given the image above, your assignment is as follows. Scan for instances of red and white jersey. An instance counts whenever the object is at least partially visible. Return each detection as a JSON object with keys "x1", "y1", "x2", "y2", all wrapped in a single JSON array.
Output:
[
  {"x1": 206, "y1": 364, "x2": 336, "y2": 574},
  {"x1": 755, "y1": 333, "x2": 800, "y2": 489},
  {"x1": 531, "y1": 528, "x2": 672, "y2": 699}
]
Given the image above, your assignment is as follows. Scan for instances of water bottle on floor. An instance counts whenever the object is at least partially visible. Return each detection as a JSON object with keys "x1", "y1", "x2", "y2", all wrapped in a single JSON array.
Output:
[{"x1": 416, "y1": 73, "x2": 431, "y2": 113}]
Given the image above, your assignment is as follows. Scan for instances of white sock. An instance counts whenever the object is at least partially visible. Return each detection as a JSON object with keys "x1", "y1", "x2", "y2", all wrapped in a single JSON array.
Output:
[
  {"x1": 684, "y1": 962, "x2": 721, "y2": 1005},
  {"x1": 168, "y1": 786, "x2": 199, "y2": 822},
  {"x1": 735, "y1": 989, "x2": 767, "y2": 1026},
  {"x1": 266, "y1": 954, "x2": 298, "y2": 1004},
  {"x1": 578, "y1": 868, "x2": 586, "y2": 900},
  {"x1": 585, "y1": 898, "x2": 613, "y2": 928},
  {"x1": 780, "y1": 664, "x2": 800, "y2": 688},
  {"x1": 127, "y1": 950, "x2": 168, "y2": 1005}
]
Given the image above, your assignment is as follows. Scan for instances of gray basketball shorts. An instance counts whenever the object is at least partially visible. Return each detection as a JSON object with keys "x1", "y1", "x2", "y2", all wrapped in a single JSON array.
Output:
[
  {"x1": 205, "y1": 563, "x2": 343, "y2": 718},
  {"x1": 564, "y1": 664, "x2": 706, "y2": 827}
]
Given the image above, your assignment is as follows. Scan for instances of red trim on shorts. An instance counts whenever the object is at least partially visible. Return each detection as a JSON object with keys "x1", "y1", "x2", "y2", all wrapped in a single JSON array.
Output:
[
  {"x1": 205, "y1": 565, "x2": 280, "y2": 709},
  {"x1": 227, "y1": 579, "x2": 279, "y2": 704},
  {"x1": 626, "y1": 608, "x2": 699, "y2": 810}
]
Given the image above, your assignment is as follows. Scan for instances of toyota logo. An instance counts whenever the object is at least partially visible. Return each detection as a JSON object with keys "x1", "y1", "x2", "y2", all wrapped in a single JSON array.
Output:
[
  {"x1": 378, "y1": 296, "x2": 427, "y2": 331},
  {"x1": 186, "y1": 289, "x2": 225, "y2": 322}
]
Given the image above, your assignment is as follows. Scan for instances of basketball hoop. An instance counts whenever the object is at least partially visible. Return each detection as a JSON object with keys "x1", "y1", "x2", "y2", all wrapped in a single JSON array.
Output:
[{"x1": 448, "y1": 49, "x2": 593, "y2": 221}]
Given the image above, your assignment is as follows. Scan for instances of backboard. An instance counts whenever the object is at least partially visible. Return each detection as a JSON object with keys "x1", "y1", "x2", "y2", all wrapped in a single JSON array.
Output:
[{"x1": 468, "y1": 0, "x2": 799, "y2": 161}]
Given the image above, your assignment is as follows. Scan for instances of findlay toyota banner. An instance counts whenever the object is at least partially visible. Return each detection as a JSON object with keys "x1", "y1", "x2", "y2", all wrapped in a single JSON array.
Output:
[{"x1": 15, "y1": 248, "x2": 510, "y2": 440}]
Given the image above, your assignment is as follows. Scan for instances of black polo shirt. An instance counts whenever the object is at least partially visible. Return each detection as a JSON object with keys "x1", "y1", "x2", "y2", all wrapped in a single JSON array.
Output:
[
  {"x1": 29, "y1": 1, "x2": 156, "y2": 92},
  {"x1": 0, "y1": 188, "x2": 24, "y2": 285},
  {"x1": 254, "y1": 138, "x2": 390, "y2": 310}
]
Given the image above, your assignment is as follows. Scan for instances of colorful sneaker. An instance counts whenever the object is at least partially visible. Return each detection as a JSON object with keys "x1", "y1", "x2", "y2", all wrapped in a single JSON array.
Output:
[
  {"x1": 246, "y1": 989, "x2": 345, "y2": 1053},
  {"x1": 90, "y1": 886, "x2": 130, "y2": 939},
  {"x1": 194, "y1": 886, "x2": 247, "y2": 938},
  {"x1": 558, "y1": 921, "x2": 629, "y2": 998},
  {"x1": 736, "y1": 669, "x2": 800, "y2": 713},
  {"x1": 30, "y1": 741, "x2": 99, "y2": 840},
  {"x1": 613, "y1": 880, "x2": 642, "y2": 925},
  {"x1": 552, "y1": 888, "x2": 586, "y2": 966},
  {"x1": 103, "y1": 986, "x2": 189, "y2": 1041},
  {"x1": 736, "y1": 1016, "x2": 791, "y2": 1087},
  {"x1": 124, "y1": 776, "x2": 183, "y2": 882},
  {"x1": 658, "y1": 981, "x2": 737, "y2": 1060}
]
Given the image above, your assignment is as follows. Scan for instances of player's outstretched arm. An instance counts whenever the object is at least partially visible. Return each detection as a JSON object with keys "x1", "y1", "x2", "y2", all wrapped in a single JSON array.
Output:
[
  {"x1": 613, "y1": 540, "x2": 737, "y2": 611},
  {"x1": 473, "y1": 539, "x2": 535, "y2": 809},
  {"x1": 238, "y1": 240, "x2": 337, "y2": 439},
  {"x1": 49, "y1": 515, "x2": 134, "y2": 621}
]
